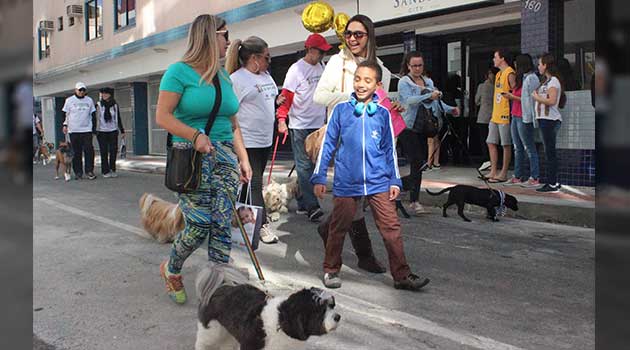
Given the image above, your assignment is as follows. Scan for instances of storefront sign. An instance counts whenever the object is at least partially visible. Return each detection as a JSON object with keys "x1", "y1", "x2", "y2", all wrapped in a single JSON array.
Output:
[{"x1": 359, "y1": 0, "x2": 502, "y2": 23}]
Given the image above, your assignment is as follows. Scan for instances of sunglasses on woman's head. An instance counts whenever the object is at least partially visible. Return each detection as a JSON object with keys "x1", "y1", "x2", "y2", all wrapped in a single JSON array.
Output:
[
  {"x1": 216, "y1": 30, "x2": 229, "y2": 41},
  {"x1": 343, "y1": 30, "x2": 368, "y2": 40}
]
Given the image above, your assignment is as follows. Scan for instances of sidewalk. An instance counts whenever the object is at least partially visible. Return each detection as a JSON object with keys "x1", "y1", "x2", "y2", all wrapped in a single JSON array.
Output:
[{"x1": 111, "y1": 155, "x2": 595, "y2": 228}]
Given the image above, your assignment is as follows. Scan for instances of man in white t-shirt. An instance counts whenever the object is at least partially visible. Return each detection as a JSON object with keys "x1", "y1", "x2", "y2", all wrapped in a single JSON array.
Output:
[
  {"x1": 276, "y1": 33, "x2": 331, "y2": 222},
  {"x1": 62, "y1": 82, "x2": 97, "y2": 180}
]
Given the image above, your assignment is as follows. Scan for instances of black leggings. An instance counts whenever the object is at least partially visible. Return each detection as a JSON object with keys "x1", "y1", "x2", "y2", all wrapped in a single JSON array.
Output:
[
  {"x1": 398, "y1": 130, "x2": 428, "y2": 202},
  {"x1": 96, "y1": 131, "x2": 119, "y2": 174},
  {"x1": 239, "y1": 147, "x2": 271, "y2": 222}
]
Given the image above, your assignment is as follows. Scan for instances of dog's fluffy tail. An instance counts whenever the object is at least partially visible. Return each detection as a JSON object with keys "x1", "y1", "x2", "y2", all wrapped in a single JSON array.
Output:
[
  {"x1": 426, "y1": 186, "x2": 456, "y2": 196},
  {"x1": 195, "y1": 263, "x2": 250, "y2": 310},
  {"x1": 138, "y1": 193, "x2": 184, "y2": 243}
]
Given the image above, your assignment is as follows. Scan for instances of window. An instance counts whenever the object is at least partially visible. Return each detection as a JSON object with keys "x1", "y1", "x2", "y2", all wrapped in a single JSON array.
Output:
[
  {"x1": 58, "y1": 17, "x2": 63, "y2": 31},
  {"x1": 86, "y1": 0, "x2": 103, "y2": 41},
  {"x1": 38, "y1": 29, "x2": 51, "y2": 59},
  {"x1": 69, "y1": 16, "x2": 75, "y2": 26},
  {"x1": 115, "y1": 0, "x2": 136, "y2": 30}
]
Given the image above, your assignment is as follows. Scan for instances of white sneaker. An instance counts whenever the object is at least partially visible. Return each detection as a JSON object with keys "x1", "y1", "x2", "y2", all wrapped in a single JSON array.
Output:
[
  {"x1": 103, "y1": 172, "x2": 113, "y2": 178},
  {"x1": 111, "y1": 171, "x2": 118, "y2": 178},
  {"x1": 478, "y1": 161, "x2": 491, "y2": 172},
  {"x1": 409, "y1": 202, "x2": 428, "y2": 215},
  {"x1": 259, "y1": 224, "x2": 279, "y2": 244}
]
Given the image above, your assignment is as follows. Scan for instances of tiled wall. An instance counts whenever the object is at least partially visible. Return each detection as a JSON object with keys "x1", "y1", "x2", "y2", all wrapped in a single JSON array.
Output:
[
  {"x1": 556, "y1": 91, "x2": 595, "y2": 150},
  {"x1": 539, "y1": 91, "x2": 595, "y2": 187}
]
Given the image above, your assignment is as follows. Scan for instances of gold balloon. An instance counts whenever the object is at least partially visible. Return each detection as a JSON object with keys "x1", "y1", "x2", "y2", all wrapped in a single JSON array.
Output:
[
  {"x1": 333, "y1": 12, "x2": 349, "y2": 47},
  {"x1": 301, "y1": 1, "x2": 334, "y2": 33}
]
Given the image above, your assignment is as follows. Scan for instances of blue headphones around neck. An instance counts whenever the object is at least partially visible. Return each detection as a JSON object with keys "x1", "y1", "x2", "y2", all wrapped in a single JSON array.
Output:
[{"x1": 350, "y1": 95, "x2": 378, "y2": 116}]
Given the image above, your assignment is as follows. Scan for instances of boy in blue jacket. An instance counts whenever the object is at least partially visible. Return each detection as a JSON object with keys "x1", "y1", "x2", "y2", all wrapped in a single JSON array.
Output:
[{"x1": 311, "y1": 61, "x2": 430, "y2": 291}]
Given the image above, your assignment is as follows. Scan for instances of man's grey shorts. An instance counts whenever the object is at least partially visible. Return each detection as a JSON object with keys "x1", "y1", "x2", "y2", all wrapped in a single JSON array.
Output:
[{"x1": 486, "y1": 121, "x2": 512, "y2": 146}]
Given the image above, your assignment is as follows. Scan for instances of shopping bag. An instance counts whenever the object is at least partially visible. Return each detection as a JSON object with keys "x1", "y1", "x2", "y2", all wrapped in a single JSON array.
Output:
[
  {"x1": 230, "y1": 183, "x2": 262, "y2": 251},
  {"x1": 119, "y1": 137, "x2": 127, "y2": 159},
  {"x1": 376, "y1": 88, "x2": 406, "y2": 137}
]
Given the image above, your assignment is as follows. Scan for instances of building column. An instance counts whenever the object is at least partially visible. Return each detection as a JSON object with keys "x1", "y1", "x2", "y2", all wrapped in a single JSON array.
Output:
[
  {"x1": 132, "y1": 82, "x2": 149, "y2": 155},
  {"x1": 54, "y1": 97, "x2": 66, "y2": 146},
  {"x1": 520, "y1": 0, "x2": 564, "y2": 58}
]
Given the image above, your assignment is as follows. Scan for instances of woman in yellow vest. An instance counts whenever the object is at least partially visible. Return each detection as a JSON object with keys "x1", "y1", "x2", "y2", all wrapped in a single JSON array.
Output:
[{"x1": 485, "y1": 49, "x2": 516, "y2": 183}]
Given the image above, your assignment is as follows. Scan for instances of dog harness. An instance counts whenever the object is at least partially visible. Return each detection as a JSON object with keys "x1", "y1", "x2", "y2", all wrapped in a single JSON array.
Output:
[{"x1": 495, "y1": 190, "x2": 507, "y2": 217}]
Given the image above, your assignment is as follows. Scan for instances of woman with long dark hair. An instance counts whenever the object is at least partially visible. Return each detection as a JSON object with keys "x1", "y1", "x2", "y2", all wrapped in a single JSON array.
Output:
[
  {"x1": 96, "y1": 87, "x2": 125, "y2": 178},
  {"x1": 532, "y1": 53, "x2": 563, "y2": 193},
  {"x1": 156, "y1": 14, "x2": 252, "y2": 304},
  {"x1": 313, "y1": 14, "x2": 392, "y2": 274},
  {"x1": 397, "y1": 51, "x2": 459, "y2": 215},
  {"x1": 501, "y1": 54, "x2": 540, "y2": 187}
]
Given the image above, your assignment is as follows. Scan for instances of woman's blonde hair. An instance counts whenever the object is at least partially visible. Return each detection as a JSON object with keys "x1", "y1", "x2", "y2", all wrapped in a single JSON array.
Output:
[
  {"x1": 225, "y1": 36, "x2": 268, "y2": 74},
  {"x1": 181, "y1": 14, "x2": 227, "y2": 84}
]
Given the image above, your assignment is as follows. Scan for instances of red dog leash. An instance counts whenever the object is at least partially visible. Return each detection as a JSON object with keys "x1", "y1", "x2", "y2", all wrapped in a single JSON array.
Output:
[{"x1": 267, "y1": 132, "x2": 288, "y2": 185}]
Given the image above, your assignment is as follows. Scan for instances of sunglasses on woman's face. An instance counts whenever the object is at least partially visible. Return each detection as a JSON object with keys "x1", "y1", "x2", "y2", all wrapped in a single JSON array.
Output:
[
  {"x1": 343, "y1": 30, "x2": 368, "y2": 40},
  {"x1": 78, "y1": 88, "x2": 87, "y2": 92},
  {"x1": 216, "y1": 30, "x2": 229, "y2": 41},
  {"x1": 258, "y1": 54, "x2": 271, "y2": 64}
]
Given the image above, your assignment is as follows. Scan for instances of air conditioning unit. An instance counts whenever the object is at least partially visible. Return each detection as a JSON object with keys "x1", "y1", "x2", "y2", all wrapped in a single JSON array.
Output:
[
  {"x1": 67, "y1": 4, "x2": 83, "y2": 17},
  {"x1": 39, "y1": 20, "x2": 55, "y2": 32}
]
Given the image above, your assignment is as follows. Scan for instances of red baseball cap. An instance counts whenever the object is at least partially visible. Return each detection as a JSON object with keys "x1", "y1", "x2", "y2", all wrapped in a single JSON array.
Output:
[{"x1": 305, "y1": 33, "x2": 332, "y2": 52}]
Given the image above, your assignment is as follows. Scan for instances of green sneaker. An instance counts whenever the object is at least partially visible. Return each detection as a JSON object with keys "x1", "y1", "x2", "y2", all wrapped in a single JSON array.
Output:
[{"x1": 160, "y1": 260, "x2": 187, "y2": 304}]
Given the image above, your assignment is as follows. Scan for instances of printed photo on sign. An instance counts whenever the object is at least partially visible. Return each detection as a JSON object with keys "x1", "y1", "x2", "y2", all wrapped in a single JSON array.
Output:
[{"x1": 231, "y1": 203, "x2": 262, "y2": 251}]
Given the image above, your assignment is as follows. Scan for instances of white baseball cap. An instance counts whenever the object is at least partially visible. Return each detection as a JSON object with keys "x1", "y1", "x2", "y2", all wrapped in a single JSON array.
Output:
[{"x1": 75, "y1": 82, "x2": 87, "y2": 90}]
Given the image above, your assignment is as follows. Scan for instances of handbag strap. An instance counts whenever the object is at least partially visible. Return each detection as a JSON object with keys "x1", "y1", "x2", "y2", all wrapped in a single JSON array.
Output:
[{"x1": 167, "y1": 74, "x2": 222, "y2": 148}]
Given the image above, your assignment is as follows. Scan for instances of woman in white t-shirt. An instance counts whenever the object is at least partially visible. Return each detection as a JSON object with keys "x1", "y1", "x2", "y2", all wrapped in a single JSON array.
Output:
[
  {"x1": 226, "y1": 36, "x2": 282, "y2": 244},
  {"x1": 532, "y1": 53, "x2": 564, "y2": 193},
  {"x1": 96, "y1": 87, "x2": 125, "y2": 177}
]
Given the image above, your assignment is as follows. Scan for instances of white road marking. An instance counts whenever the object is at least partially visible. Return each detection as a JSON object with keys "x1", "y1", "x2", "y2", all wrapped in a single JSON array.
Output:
[
  {"x1": 34, "y1": 197, "x2": 153, "y2": 240},
  {"x1": 35, "y1": 196, "x2": 526, "y2": 350}
]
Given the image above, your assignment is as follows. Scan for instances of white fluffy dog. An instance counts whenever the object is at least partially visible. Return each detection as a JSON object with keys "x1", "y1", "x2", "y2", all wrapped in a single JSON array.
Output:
[
  {"x1": 195, "y1": 263, "x2": 341, "y2": 350},
  {"x1": 263, "y1": 178, "x2": 299, "y2": 222},
  {"x1": 138, "y1": 193, "x2": 183, "y2": 243}
]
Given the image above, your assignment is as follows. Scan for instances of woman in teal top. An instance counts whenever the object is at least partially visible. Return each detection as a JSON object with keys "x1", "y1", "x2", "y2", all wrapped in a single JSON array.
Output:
[{"x1": 155, "y1": 14, "x2": 252, "y2": 305}]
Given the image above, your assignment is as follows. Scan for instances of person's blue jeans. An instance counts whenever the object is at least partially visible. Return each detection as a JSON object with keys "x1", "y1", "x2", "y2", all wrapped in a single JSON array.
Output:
[
  {"x1": 510, "y1": 117, "x2": 540, "y2": 180},
  {"x1": 290, "y1": 128, "x2": 320, "y2": 211},
  {"x1": 538, "y1": 119, "x2": 562, "y2": 185}
]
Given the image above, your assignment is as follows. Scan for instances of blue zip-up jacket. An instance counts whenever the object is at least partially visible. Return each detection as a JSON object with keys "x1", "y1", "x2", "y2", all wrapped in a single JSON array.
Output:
[{"x1": 310, "y1": 93, "x2": 401, "y2": 197}]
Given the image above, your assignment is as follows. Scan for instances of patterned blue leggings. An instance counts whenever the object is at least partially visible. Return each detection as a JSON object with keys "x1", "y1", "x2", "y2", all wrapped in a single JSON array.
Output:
[{"x1": 167, "y1": 141, "x2": 240, "y2": 274}]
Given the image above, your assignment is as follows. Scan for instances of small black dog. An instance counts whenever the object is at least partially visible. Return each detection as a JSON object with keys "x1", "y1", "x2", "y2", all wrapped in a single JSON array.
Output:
[{"x1": 426, "y1": 185, "x2": 518, "y2": 222}]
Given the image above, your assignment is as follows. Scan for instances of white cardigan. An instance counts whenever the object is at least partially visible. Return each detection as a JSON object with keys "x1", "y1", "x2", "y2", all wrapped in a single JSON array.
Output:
[{"x1": 313, "y1": 50, "x2": 392, "y2": 117}]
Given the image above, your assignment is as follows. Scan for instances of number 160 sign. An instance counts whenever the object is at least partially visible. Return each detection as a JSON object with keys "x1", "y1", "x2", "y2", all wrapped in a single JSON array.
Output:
[{"x1": 524, "y1": 0, "x2": 542, "y2": 12}]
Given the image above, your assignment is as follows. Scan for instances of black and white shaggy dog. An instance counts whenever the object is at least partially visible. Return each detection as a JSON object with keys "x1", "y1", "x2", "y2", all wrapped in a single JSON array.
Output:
[
  {"x1": 194, "y1": 264, "x2": 341, "y2": 350},
  {"x1": 427, "y1": 185, "x2": 519, "y2": 222}
]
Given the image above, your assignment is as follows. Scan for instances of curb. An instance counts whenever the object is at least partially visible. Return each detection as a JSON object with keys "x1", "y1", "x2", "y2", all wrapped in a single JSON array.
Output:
[{"x1": 118, "y1": 162, "x2": 594, "y2": 228}]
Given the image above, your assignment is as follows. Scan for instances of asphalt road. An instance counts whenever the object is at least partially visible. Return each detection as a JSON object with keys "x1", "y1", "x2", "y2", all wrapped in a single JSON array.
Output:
[{"x1": 32, "y1": 165, "x2": 594, "y2": 350}]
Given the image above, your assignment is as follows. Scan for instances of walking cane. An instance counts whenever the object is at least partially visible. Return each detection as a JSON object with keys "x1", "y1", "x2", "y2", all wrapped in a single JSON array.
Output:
[
  {"x1": 228, "y1": 194, "x2": 265, "y2": 281},
  {"x1": 267, "y1": 131, "x2": 288, "y2": 185}
]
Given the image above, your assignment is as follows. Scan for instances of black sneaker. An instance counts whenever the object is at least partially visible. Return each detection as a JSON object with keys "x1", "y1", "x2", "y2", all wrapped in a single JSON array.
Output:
[
  {"x1": 394, "y1": 273, "x2": 430, "y2": 291},
  {"x1": 308, "y1": 207, "x2": 324, "y2": 222},
  {"x1": 86, "y1": 172, "x2": 97, "y2": 180},
  {"x1": 536, "y1": 183, "x2": 559, "y2": 193},
  {"x1": 75, "y1": 174, "x2": 83, "y2": 180}
]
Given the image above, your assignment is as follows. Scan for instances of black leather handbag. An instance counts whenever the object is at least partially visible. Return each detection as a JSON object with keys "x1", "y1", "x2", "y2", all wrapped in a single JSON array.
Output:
[
  {"x1": 410, "y1": 85, "x2": 442, "y2": 138},
  {"x1": 164, "y1": 75, "x2": 222, "y2": 193}
]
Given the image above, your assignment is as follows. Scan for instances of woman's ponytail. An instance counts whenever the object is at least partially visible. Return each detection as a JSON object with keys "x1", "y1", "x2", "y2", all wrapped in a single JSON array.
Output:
[{"x1": 225, "y1": 39, "x2": 242, "y2": 74}]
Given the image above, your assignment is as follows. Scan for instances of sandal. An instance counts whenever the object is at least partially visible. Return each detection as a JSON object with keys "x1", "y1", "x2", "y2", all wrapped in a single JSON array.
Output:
[{"x1": 488, "y1": 178, "x2": 507, "y2": 183}]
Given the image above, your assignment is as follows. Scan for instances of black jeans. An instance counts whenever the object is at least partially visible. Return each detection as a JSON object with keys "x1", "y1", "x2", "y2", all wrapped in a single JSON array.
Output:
[
  {"x1": 69, "y1": 132, "x2": 95, "y2": 176},
  {"x1": 538, "y1": 119, "x2": 561, "y2": 185},
  {"x1": 398, "y1": 129, "x2": 428, "y2": 202},
  {"x1": 97, "y1": 131, "x2": 119, "y2": 174},
  {"x1": 239, "y1": 147, "x2": 271, "y2": 222}
]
